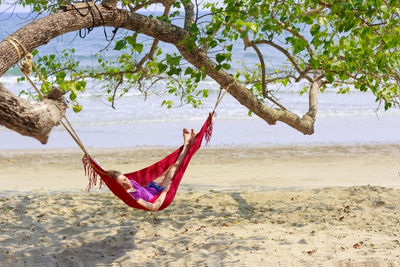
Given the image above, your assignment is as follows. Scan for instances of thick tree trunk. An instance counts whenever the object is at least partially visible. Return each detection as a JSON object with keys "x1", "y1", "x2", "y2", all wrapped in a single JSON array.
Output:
[
  {"x1": 0, "y1": 84, "x2": 67, "y2": 143},
  {"x1": 0, "y1": 4, "x2": 318, "y2": 142},
  {"x1": 0, "y1": 6, "x2": 185, "y2": 76}
]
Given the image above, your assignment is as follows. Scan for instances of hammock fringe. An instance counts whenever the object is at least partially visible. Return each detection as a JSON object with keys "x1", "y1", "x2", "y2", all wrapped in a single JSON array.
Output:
[
  {"x1": 83, "y1": 154, "x2": 104, "y2": 191},
  {"x1": 205, "y1": 112, "x2": 214, "y2": 144}
]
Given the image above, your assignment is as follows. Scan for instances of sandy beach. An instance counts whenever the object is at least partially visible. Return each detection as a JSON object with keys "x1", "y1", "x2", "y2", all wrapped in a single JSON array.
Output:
[{"x1": 1, "y1": 144, "x2": 400, "y2": 266}]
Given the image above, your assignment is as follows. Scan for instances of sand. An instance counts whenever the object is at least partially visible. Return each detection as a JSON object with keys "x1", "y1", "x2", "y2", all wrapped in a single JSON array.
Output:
[{"x1": 0, "y1": 144, "x2": 400, "y2": 266}]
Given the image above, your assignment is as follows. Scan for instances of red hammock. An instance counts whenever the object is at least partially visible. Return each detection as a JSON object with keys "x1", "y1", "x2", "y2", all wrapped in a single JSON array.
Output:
[{"x1": 82, "y1": 113, "x2": 213, "y2": 211}]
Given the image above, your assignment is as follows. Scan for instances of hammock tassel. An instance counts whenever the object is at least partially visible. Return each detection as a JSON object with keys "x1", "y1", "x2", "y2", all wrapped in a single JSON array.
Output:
[
  {"x1": 82, "y1": 154, "x2": 104, "y2": 191},
  {"x1": 205, "y1": 112, "x2": 214, "y2": 145}
]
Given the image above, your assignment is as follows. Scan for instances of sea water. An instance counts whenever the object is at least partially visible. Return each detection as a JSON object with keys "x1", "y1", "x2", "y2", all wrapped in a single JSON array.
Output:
[{"x1": 1, "y1": 12, "x2": 400, "y2": 149}]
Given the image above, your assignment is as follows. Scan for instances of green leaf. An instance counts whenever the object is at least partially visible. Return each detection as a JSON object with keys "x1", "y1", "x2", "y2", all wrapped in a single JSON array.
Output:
[
  {"x1": 309, "y1": 58, "x2": 320, "y2": 68},
  {"x1": 246, "y1": 22, "x2": 258, "y2": 33},
  {"x1": 157, "y1": 63, "x2": 168, "y2": 73},
  {"x1": 326, "y1": 73, "x2": 335, "y2": 83},
  {"x1": 73, "y1": 104, "x2": 83, "y2": 113},
  {"x1": 235, "y1": 20, "x2": 245, "y2": 28},
  {"x1": 282, "y1": 78, "x2": 289, "y2": 86},
  {"x1": 222, "y1": 63, "x2": 231, "y2": 70},
  {"x1": 209, "y1": 40, "x2": 218, "y2": 48},
  {"x1": 114, "y1": 39, "x2": 127, "y2": 50},
  {"x1": 318, "y1": 16, "x2": 327, "y2": 26},
  {"x1": 240, "y1": 29, "x2": 249, "y2": 39},
  {"x1": 184, "y1": 67, "x2": 193, "y2": 75},
  {"x1": 216, "y1": 53, "x2": 226, "y2": 63},
  {"x1": 161, "y1": 100, "x2": 173, "y2": 108},
  {"x1": 134, "y1": 43, "x2": 144, "y2": 53},
  {"x1": 126, "y1": 35, "x2": 136, "y2": 46},
  {"x1": 310, "y1": 24, "x2": 321, "y2": 36},
  {"x1": 56, "y1": 71, "x2": 66, "y2": 80},
  {"x1": 292, "y1": 38, "x2": 308, "y2": 54},
  {"x1": 69, "y1": 91, "x2": 77, "y2": 101}
]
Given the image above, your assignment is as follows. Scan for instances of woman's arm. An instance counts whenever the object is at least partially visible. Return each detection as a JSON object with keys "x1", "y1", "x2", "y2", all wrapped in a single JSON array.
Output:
[
  {"x1": 136, "y1": 129, "x2": 195, "y2": 211},
  {"x1": 136, "y1": 180, "x2": 172, "y2": 211}
]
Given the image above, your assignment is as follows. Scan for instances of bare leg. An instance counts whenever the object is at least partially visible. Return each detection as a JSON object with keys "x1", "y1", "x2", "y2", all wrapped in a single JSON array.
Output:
[{"x1": 152, "y1": 128, "x2": 196, "y2": 187}]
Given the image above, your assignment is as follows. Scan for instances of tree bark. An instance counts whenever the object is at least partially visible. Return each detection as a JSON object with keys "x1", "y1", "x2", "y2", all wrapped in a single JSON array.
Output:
[
  {"x1": 0, "y1": 6, "x2": 188, "y2": 76},
  {"x1": 177, "y1": 46, "x2": 319, "y2": 134},
  {"x1": 0, "y1": 4, "x2": 318, "y2": 142},
  {"x1": 0, "y1": 84, "x2": 67, "y2": 143}
]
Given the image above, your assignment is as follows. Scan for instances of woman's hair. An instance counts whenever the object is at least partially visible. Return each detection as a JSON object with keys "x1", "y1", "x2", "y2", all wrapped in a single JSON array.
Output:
[{"x1": 107, "y1": 170, "x2": 121, "y2": 180}]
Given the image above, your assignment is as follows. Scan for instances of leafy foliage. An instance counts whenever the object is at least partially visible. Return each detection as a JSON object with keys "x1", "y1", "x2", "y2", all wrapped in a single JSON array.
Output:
[
  {"x1": 201, "y1": 0, "x2": 400, "y2": 109},
  {"x1": 18, "y1": 0, "x2": 68, "y2": 14},
  {"x1": 12, "y1": 0, "x2": 400, "y2": 112}
]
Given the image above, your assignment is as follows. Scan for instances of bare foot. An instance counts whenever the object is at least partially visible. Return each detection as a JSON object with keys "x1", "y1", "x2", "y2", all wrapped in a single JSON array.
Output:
[
  {"x1": 190, "y1": 129, "x2": 196, "y2": 145},
  {"x1": 183, "y1": 128, "x2": 191, "y2": 146},
  {"x1": 183, "y1": 128, "x2": 196, "y2": 146}
]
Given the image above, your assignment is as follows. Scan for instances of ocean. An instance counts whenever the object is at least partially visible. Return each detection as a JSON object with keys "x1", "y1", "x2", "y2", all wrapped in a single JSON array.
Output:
[{"x1": 1, "y1": 12, "x2": 400, "y2": 150}]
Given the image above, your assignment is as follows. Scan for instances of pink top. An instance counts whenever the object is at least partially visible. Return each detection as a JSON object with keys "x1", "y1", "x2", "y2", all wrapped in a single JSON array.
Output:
[{"x1": 129, "y1": 180, "x2": 158, "y2": 201}]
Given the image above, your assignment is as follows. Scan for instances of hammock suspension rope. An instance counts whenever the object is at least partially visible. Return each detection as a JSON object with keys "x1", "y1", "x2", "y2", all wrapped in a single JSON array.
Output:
[{"x1": 6, "y1": 37, "x2": 90, "y2": 155}]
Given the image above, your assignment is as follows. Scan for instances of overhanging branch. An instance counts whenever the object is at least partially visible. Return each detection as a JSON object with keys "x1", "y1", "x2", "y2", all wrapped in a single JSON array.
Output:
[
  {"x1": 0, "y1": 4, "x2": 319, "y2": 137},
  {"x1": 0, "y1": 84, "x2": 67, "y2": 143}
]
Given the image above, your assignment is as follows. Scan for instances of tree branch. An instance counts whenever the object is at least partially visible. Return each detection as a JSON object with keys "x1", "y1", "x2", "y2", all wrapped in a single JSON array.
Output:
[
  {"x1": 181, "y1": 0, "x2": 194, "y2": 31},
  {"x1": 102, "y1": 0, "x2": 119, "y2": 9},
  {"x1": 129, "y1": 0, "x2": 166, "y2": 13},
  {"x1": 134, "y1": 1, "x2": 173, "y2": 71},
  {"x1": 249, "y1": 42, "x2": 267, "y2": 96},
  {"x1": 177, "y1": 45, "x2": 317, "y2": 134},
  {"x1": 111, "y1": 74, "x2": 124, "y2": 109},
  {"x1": 273, "y1": 19, "x2": 315, "y2": 58},
  {"x1": 0, "y1": 5, "x2": 187, "y2": 76},
  {"x1": 233, "y1": 25, "x2": 288, "y2": 108},
  {"x1": 307, "y1": 75, "x2": 323, "y2": 120},
  {"x1": 0, "y1": 84, "x2": 67, "y2": 143},
  {"x1": 253, "y1": 40, "x2": 310, "y2": 81},
  {"x1": 247, "y1": 41, "x2": 287, "y2": 110}
]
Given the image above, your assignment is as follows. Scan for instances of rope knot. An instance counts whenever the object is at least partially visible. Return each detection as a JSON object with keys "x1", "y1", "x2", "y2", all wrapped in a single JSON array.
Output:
[{"x1": 21, "y1": 53, "x2": 33, "y2": 75}]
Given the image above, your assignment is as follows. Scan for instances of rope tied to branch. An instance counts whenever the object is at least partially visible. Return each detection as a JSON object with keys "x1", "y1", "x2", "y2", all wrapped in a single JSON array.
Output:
[
  {"x1": 6, "y1": 37, "x2": 33, "y2": 75},
  {"x1": 5, "y1": 37, "x2": 44, "y2": 97},
  {"x1": 7, "y1": 37, "x2": 30, "y2": 74},
  {"x1": 5, "y1": 37, "x2": 21, "y2": 60},
  {"x1": 224, "y1": 80, "x2": 235, "y2": 92}
]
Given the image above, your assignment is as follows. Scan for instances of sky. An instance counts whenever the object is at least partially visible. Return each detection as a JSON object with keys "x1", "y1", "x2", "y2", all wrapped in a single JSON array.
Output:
[{"x1": 0, "y1": 1, "x2": 29, "y2": 13}]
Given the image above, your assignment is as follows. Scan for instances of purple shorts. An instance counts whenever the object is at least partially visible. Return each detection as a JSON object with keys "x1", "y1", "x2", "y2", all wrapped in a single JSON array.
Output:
[
  {"x1": 146, "y1": 181, "x2": 164, "y2": 194},
  {"x1": 129, "y1": 180, "x2": 164, "y2": 201}
]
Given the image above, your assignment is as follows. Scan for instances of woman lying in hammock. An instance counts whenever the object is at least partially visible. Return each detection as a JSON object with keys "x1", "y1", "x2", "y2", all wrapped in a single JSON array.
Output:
[{"x1": 107, "y1": 128, "x2": 196, "y2": 211}]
